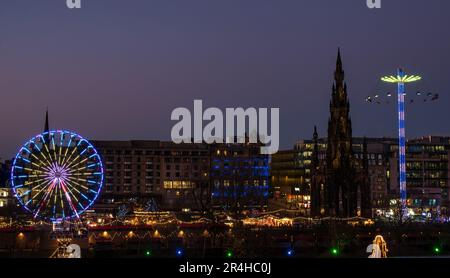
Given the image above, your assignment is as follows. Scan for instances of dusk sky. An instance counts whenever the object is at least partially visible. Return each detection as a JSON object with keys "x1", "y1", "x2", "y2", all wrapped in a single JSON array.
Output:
[{"x1": 0, "y1": 0, "x2": 449, "y2": 159}]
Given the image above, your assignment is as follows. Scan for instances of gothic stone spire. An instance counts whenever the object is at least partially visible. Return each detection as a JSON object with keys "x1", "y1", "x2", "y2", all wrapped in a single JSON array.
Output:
[{"x1": 326, "y1": 48, "x2": 356, "y2": 217}]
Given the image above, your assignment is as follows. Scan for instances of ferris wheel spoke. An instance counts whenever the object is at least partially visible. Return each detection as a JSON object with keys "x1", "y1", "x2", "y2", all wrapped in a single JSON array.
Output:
[
  {"x1": 25, "y1": 178, "x2": 55, "y2": 205},
  {"x1": 14, "y1": 165, "x2": 47, "y2": 178},
  {"x1": 25, "y1": 175, "x2": 54, "y2": 188},
  {"x1": 66, "y1": 176, "x2": 87, "y2": 183},
  {"x1": 52, "y1": 184, "x2": 60, "y2": 216},
  {"x1": 50, "y1": 135, "x2": 59, "y2": 164},
  {"x1": 64, "y1": 184, "x2": 88, "y2": 210},
  {"x1": 18, "y1": 155, "x2": 31, "y2": 164},
  {"x1": 41, "y1": 137, "x2": 56, "y2": 166},
  {"x1": 32, "y1": 143, "x2": 53, "y2": 170},
  {"x1": 65, "y1": 180, "x2": 95, "y2": 204},
  {"x1": 66, "y1": 176, "x2": 90, "y2": 191},
  {"x1": 66, "y1": 178, "x2": 98, "y2": 200},
  {"x1": 66, "y1": 154, "x2": 89, "y2": 170},
  {"x1": 60, "y1": 135, "x2": 74, "y2": 166},
  {"x1": 61, "y1": 142, "x2": 85, "y2": 169},
  {"x1": 30, "y1": 159, "x2": 53, "y2": 173},
  {"x1": 33, "y1": 179, "x2": 57, "y2": 218},
  {"x1": 64, "y1": 177, "x2": 86, "y2": 192},
  {"x1": 58, "y1": 183, "x2": 65, "y2": 219},
  {"x1": 71, "y1": 170, "x2": 92, "y2": 177},
  {"x1": 47, "y1": 182, "x2": 59, "y2": 217},
  {"x1": 87, "y1": 162, "x2": 101, "y2": 169},
  {"x1": 60, "y1": 180, "x2": 81, "y2": 218},
  {"x1": 67, "y1": 164, "x2": 90, "y2": 173},
  {"x1": 57, "y1": 132, "x2": 64, "y2": 166},
  {"x1": 61, "y1": 179, "x2": 81, "y2": 203},
  {"x1": 22, "y1": 166, "x2": 47, "y2": 176},
  {"x1": 74, "y1": 153, "x2": 99, "y2": 169},
  {"x1": 62, "y1": 144, "x2": 79, "y2": 167}
]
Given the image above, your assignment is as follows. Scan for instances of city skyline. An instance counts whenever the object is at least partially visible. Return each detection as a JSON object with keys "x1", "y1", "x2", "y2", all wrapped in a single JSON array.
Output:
[{"x1": 1, "y1": 0, "x2": 450, "y2": 159}]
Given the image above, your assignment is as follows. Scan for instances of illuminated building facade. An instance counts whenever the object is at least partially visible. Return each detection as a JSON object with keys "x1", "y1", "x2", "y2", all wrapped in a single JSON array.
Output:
[
  {"x1": 388, "y1": 136, "x2": 450, "y2": 219},
  {"x1": 92, "y1": 140, "x2": 210, "y2": 212},
  {"x1": 269, "y1": 150, "x2": 304, "y2": 211},
  {"x1": 0, "y1": 160, "x2": 12, "y2": 209},
  {"x1": 0, "y1": 161, "x2": 9, "y2": 208},
  {"x1": 210, "y1": 142, "x2": 270, "y2": 211},
  {"x1": 92, "y1": 140, "x2": 270, "y2": 212}
]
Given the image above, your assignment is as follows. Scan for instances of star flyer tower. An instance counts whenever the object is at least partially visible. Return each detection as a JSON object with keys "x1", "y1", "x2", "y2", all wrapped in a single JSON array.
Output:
[{"x1": 381, "y1": 68, "x2": 421, "y2": 218}]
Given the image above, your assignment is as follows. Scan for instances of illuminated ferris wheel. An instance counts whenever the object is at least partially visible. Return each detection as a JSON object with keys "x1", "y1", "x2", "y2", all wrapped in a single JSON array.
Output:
[{"x1": 11, "y1": 130, "x2": 104, "y2": 222}]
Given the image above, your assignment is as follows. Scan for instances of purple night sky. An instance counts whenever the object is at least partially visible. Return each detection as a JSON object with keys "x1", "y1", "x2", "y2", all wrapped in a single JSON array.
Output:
[{"x1": 0, "y1": 0, "x2": 449, "y2": 159}]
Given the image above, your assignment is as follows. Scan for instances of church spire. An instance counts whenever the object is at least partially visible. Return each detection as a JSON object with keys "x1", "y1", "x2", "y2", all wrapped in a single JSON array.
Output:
[
  {"x1": 44, "y1": 109, "x2": 49, "y2": 133},
  {"x1": 334, "y1": 48, "x2": 345, "y2": 88},
  {"x1": 337, "y1": 47, "x2": 342, "y2": 66}
]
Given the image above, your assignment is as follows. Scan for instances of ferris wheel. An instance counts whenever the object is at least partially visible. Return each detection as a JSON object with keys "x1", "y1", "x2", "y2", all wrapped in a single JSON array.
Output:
[{"x1": 11, "y1": 130, "x2": 104, "y2": 222}]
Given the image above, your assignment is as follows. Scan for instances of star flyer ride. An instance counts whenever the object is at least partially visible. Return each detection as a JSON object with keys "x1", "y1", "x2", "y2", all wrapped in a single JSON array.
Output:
[{"x1": 381, "y1": 69, "x2": 421, "y2": 219}]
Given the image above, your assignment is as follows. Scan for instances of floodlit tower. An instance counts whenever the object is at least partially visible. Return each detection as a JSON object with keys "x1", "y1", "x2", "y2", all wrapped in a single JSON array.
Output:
[{"x1": 381, "y1": 68, "x2": 421, "y2": 218}]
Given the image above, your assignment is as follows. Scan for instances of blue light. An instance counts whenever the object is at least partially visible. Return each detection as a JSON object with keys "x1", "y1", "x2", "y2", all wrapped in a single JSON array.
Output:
[
  {"x1": 79, "y1": 148, "x2": 88, "y2": 156},
  {"x1": 176, "y1": 248, "x2": 183, "y2": 257},
  {"x1": 397, "y1": 68, "x2": 407, "y2": 217},
  {"x1": 287, "y1": 249, "x2": 294, "y2": 256}
]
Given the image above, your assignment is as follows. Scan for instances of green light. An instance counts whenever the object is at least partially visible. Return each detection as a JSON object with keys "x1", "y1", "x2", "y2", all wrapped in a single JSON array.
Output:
[
  {"x1": 145, "y1": 250, "x2": 152, "y2": 256},
  {"x1": 331, "y1": 248, "x2": 339, "y2": 256},
  {"x1": 226, "y1": 250, "x2": 233, "y2": 258},
  {"x1": 434, "y1": 247, "x2": 441, "y2": 254}
]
